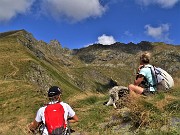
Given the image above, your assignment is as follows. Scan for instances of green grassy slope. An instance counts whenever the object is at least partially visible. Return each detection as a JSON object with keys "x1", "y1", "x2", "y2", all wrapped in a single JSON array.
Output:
[
  {"x1": 0, "y1": 30, "x2": 179, "y2": 135},
  {"x1": 0, "y1": 30, "x2": 82, "y2": 134}
]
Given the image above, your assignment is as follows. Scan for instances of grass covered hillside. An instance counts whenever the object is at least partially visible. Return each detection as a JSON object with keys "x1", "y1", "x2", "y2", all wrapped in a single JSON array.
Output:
[
  {"x1": 0, "y1": 30, "x2": 180, "y2": 134},
  {"x1": 0, "y1": 30, "x2": 82, "y2": 134}
]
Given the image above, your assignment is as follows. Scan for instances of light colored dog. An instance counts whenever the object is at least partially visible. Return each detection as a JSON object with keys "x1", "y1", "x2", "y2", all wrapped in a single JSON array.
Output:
[{"x1": 105, "y1": 86, "x2": 129, "y2": 108}]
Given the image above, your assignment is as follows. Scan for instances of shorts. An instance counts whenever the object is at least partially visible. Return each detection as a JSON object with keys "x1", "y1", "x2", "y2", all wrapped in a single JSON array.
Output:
[{"x1": 142, "y1": 87, "x2": 155, "y2": 96}]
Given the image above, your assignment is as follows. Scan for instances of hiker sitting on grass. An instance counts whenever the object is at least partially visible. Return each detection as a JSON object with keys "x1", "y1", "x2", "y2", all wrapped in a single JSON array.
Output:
[
  {"x1": 128, "y1": 52, "x2": 156, "y2": 95},
  {"x1": 28, "y1": 86, "x2": 78, "y2": 135}
]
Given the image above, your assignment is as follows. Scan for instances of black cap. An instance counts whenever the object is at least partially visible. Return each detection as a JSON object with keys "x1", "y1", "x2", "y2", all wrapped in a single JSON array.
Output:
[{"x1": 48, "y1": 86, "x2": 62, "y2": 97}]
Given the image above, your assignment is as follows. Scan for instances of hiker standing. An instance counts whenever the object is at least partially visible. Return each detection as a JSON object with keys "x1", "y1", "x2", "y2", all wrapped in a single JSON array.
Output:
[
  {"x1": 128, "y1": 52, "x2": 156, "y2": 95},
  {"x1": 28, "y1": 86, "x2": 78, "y2": 135}
]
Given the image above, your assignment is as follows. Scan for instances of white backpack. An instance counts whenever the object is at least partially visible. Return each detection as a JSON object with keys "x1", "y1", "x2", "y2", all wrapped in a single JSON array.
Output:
[{"x1": 150, "y1": 66, "x2": 174, "y2": 90}]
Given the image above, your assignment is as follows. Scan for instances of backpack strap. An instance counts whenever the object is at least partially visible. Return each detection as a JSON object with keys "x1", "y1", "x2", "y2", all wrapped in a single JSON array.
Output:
[{"x1": 148, "y1": 66, "x2": 158, "y2": 87}]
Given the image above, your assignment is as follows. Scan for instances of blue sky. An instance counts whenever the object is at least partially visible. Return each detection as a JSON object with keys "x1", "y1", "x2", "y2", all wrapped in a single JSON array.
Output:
[{"x1": 0, "y1": 0, "x2": 180, "y2": 49}]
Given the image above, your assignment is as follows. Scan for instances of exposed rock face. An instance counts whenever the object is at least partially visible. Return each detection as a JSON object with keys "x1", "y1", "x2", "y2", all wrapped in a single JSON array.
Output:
[
  {"x1": 26, "y1": 61, "x2": 54, "y2": 93},
  {"x1": 49, "y1": 39, "x2": 62, "y2": 48},
  {"x1": 17, "y1": 30, "x2": 45, "y2": 59},
  {"x1": 73, "y1": 42, "x2": 180, "y2": 76}
]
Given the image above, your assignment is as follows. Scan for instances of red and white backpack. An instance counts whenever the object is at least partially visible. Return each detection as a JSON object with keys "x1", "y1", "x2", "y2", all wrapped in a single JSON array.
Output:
[{"x1": 44, "y1": 103, "x2": 66, "y2": 134}]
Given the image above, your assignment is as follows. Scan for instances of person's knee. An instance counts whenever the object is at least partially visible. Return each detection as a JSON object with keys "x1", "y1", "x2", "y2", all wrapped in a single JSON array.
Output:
[{"x1": 128, "y1": 84, "x2": 134, "y2": 91}]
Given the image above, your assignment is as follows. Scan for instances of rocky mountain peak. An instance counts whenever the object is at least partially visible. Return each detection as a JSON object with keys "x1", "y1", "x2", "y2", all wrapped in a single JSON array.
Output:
[{"x1": 49, "y1": 39, "x2": 62, "y2": 48}]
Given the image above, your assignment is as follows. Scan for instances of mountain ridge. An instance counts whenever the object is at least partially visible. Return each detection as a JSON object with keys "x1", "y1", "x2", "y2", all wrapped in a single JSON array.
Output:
[
  {"x1": 1, "y1": 29, "x2": 180, "y2": 91},
  {"x1": 0, "y1": 29, "x2": 180, "y2": 134}
]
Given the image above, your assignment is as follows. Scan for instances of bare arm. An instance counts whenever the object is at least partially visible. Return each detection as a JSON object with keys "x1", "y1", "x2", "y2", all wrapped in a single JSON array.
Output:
[
  {"x1": 134, "y1": 74, "x2": 144, "y2": 86},
  {"x1": 28, "y1": 120, "x2": 40, "y2": 132},
  {"x1": 68, "y1": 114, "x2": 79, "y2": 123}
]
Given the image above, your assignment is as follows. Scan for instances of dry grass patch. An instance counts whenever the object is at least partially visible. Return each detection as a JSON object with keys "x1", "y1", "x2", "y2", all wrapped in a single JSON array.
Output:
[
  {"x1": 174, "y1": 77, "x2": 180, "y2": 88},
  {"x1": 156, "y1": 95, "x2": 178, "y2": 111},
  {"x1": 0, "y1": 123, "x2": 12, "y2": 135}
]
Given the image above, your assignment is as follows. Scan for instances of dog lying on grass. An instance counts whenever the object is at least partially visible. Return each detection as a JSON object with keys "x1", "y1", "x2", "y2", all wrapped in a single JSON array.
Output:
[{"x1": 104, "y1": 86, "x2": 129, "y2": 108}]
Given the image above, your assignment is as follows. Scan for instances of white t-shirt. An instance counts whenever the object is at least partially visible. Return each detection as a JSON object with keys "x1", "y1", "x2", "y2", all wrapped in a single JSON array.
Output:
[{"x1": 35, "y1": 101, "x2": 75, "y2": 135}]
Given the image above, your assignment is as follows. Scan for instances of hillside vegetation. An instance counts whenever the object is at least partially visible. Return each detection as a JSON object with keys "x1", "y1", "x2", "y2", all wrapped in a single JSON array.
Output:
[{"x1": 0, "y1": 30, "x2": 180, "y2": 135}]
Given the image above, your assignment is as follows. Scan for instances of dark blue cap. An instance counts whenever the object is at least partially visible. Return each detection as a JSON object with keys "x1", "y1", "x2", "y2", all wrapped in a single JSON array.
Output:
[{"x1": 48, "y1": 86, "x2": 62, "y2": 97}]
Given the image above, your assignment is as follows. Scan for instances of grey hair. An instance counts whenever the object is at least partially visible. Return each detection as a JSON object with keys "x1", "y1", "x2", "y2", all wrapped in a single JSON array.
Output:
[{"x1": 48, "y1": 95, "x2": 60, "y2": 102}]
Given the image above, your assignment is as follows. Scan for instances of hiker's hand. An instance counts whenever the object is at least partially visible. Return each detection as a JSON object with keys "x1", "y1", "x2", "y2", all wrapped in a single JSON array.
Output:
[
  {"x1": 28, "y1": 129, "x2": 35, "y2": 134},
  {"x1": 26, "y1": 124, "x2": 35, "y2": 134},
  {"x1": 28, "y1": 122, "x2": 38, "y2": 134},
  {"x1": 138, "y1": 65, "x2": 143, "y2": 72}
]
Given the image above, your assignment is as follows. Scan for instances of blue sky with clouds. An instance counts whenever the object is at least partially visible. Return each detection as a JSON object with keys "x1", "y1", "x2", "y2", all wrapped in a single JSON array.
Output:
[{"x1": 0, "y1": 0, "x2": 180, "y2": 49}]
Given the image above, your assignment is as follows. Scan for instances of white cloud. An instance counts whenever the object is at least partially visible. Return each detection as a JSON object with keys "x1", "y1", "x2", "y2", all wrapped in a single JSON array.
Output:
[
  {"x1": 124, "y1": 31, "x2": 133, "y2": 36},
  {"x1": 41, "y1": 0, "x2": 106, "y2": 22},
  {"x1": 136, "y1": 0, "x2": 180, "y2": 8},
  {"x1": 96, "y1": 34, "x2": 116, "y2": 45},
  {"x1": 145, "y1": 24, "x2": 172, "y2": 42},
  {"x1": 0, "y1": 0, "x2": 34, "y2": 22}
]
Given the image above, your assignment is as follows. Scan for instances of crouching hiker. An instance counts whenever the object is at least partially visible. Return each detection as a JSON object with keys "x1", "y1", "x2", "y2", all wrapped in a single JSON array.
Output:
[{"x1": 28, "y1": 86, "x2": 78, "y2": 135}]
